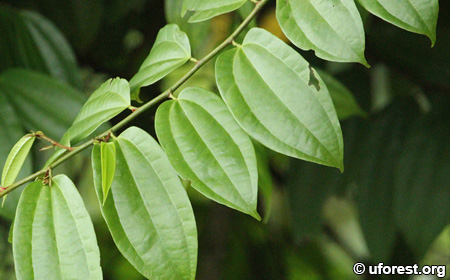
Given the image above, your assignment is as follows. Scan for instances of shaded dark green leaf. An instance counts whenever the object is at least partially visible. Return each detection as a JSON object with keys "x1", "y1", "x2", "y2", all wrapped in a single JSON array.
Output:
[
  {"x1": 0, "y1": 5, "x2": 81, "y2": 86},
  {"x1": 0, "y1": 69, "x2": 85, "y2": 140}
]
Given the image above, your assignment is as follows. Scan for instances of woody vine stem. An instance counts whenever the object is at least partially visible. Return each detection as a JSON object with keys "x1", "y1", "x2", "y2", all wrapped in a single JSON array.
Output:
[{"x1": 0, "y1": 0, "x2": 269, "y2": 198}]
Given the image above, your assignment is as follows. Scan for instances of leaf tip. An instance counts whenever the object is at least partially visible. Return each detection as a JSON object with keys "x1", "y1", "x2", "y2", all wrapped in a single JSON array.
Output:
[{"x1": 250, "y1": 210, "x2": 262, "y2": 221}]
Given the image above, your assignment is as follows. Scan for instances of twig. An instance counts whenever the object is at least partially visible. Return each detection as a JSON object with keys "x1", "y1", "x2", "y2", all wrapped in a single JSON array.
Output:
[{"x1": 0, "y1": 0, "x2": 269, "y2": 199}]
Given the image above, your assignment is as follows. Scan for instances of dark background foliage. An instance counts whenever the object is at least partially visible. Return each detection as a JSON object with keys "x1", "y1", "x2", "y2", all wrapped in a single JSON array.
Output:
[{"x1": 0, "y1": 0, "x2": 449, "y2": 279}]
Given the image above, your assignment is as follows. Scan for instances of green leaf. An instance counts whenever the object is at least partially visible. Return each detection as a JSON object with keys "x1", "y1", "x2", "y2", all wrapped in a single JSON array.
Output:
[
  {"x1": 254, "y1": 142, "x2": 274, "y2": 223},
  {"x1": 1, "y1": 134, "x2": 35, "y2": 188},
  {"x1": 0, "y1": 69, "x2": 85, "y2": 140},
  {"x1": 129, "y1": 24, "x2": 191, "y2": 95},
  {"x1": 100, "y1": 141, "x2": 116, "y2": 205},
  {"x1": 317, "y1": 70, "x2": 366, "y2": 120},
  {"x1": 182, "y1": 0, "x2": 247, "y2": 23},
  {"x1": 165, "y1": 0, "x2": 210, "y2": 54},
  {"x1": 27, "y1": 0, "x2": 103, "y2": 54},
  {"x1": 8, "y1": 219, "x2": 14, "y2": 244},
  {"x1": 0, "y1": 5, "x2": 81, "y2": 86},
  {"x1": 357, "y1": 0, "x2": 439, "y2": 46},
  {"x1": 393, "y1": 119, "x2": 450, "y2": 259},
  {"x1": 66, "y1": 78, "x2": 130, "y2": 144},
  {"x1": 13, "y1": 176, "x2": 102, "y2": 279},
  {"x1": 155, "y1": 87, "x2": 260, "y2": 220},
  {"x1": 287, "y1": 159, "x2": 342, "y2": 241},
  {"x1": 276, "y1": 0, "x2": 368, "y2": 66},
  {"x1": 0, "y1": 94, "x2": 32, "y2": 220},
  {"x1": 355, "y1": 102, "x2": 415, "y2": 262},
  {"x1": 216, "y1": 28, "x2": 344, "y2": 171},
  {"x1": 92, "y1": 127, "x2": 197, "y2": 280}
]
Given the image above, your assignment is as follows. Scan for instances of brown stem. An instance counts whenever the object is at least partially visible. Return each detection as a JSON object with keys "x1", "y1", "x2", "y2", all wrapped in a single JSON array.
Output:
[{"x1": 34, "y1": 132, "x2": 74, "y2": 151}]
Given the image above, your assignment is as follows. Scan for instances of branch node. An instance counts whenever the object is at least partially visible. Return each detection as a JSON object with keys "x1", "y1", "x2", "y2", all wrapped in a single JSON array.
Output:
[
  {"x1": 168, "y1": 90, "x2": 175, "y2": 99},
  {"x1": 35, "y1": 132, "x2": 74, "y2": 151},
  {"x1": 231, "y1": 40, "x2": 242, "y2": 48}
]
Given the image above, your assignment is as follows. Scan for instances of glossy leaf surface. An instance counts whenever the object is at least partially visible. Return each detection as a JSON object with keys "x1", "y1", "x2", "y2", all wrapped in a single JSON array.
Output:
[
  {"x1": 276, "y1": 0, "x2": 368, "y2": 65},
  {"x1": 129, "y1": 24, "x2": 191, "y2": 94},
  {"x1": 216, "y1": 28, "x2": 344, "y2": 171},
  {"x1": 100, "y1": 142, "x2": 116, "y2": 205},
  {"x1": 66, "y1": 78, "x2": 130, "y2": 144},
  {"x1": 357, "y1": 0, "x2": 439, "y2": 45},
  {"x1": 13, "y1": 176, "x2": 102, "y2": 279},
  {"x1": 92, "y1": 127, "x2": 197, "y2": 280},
  {"x1": 182, "y1": 0, "x2": 247, "y2": 23},
  {"x1": 155, "y1": 87, "x2": 259, "y2": 219}
]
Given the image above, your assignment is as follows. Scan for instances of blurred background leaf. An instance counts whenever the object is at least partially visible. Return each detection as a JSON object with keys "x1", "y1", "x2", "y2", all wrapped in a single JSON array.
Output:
[{"x1": 0, "y1": 0, "x2": 449, "y2": 279}]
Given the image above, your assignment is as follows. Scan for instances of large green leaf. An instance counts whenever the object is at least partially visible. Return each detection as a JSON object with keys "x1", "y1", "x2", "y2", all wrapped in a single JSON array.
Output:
[
  {"x1": 0, "y1": 5, "x2": 81, "y2": 86},
  {"x1": 355, "y1": 102, "x2": 416, "y2": 262},
  {"x1": 357, "y1": 0, "x2": 439, "y2": 45},
  {"x1": 182, "y1": 0, "x2": 247, "y2": 23},
  {"x1": 287, "y1": 159, "x2": 342, "y2": 241},
  {"x1": 1, "y1": 134, "x2": 35, "y2": 187},
  {"x1": 276, "y1": 0, "x2": 368, "y2": 65},
  {"x1": 216, "y1": 28, "x2": 344, "y2": 171},
  {"x1": 0, "y1": 69, "x2": 85, "y2": 140},
  {"x1": 155, "y1": 87, "x2": 260, "y2": 220},
  {"x1": 317, "y1": 70, "x2": 366, "y2": 120},
  {"x1": 13, "y1": 176, "x2": 102, "y2": 279},
  {"x1": 394, "y1": 118, "x2": 450, "y2": 259},
  {"x1": 129, "y1": 24, "x2": 191, "y2": 94},
  {"x1": 66, "y1": 78, "x2": 130, "y2": 144},
  {"x1": 0, "y1": 94, "x2": 32, "y2": 220},
  {"x1": 92, "y1": 127, "x2": 197, "y2": 280}
]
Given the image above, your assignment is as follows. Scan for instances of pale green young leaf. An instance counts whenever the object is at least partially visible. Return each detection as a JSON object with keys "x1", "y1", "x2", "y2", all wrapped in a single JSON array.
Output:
[
  {"x1": 155, "y1": 87, "x2": 260, "y2": 220},
  {"x1": 1, "y1": 134, "x2": 35, "y2": 188},
  {"x1": 276, "y1": 0, "x2": 368, "y2": 66},
  {"x1": 317, "y1": 70, "x2": 366, "y2": 120},
  {"x1": 182, "y1": 0, "x2": 247, "y2": 23},
  {"x1": 216, "y1": 28, "x2": 344, "y2": 171},
  {"x1": 92, "y1": 127, "x2": 197, "y2": 280},
  {"x1": 13, "y1": 176, "x2": 102, "y2": 279},
  {"x1": 65, "y1": 78, "x2": 130, "y2": 144},
  {"x1": 129, "y1": 24, "x2": 191, "y2": 95},
  {"x1": 0, "y1": 93, "x2": 32, "y2": 220},
  {"x1": 357, "y1": 0, "x2": 439, "y2": 46},
  {"x1": 100, "y1": 141, "x2": 116, "y2": 205}
]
